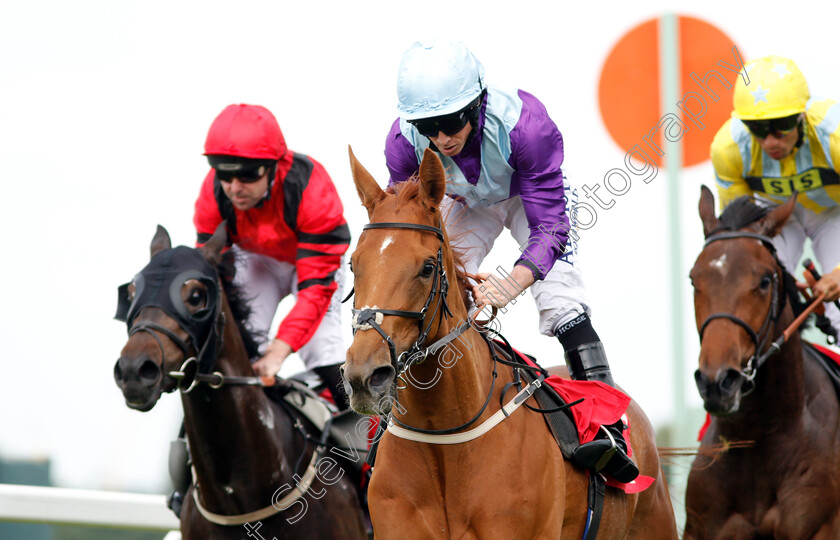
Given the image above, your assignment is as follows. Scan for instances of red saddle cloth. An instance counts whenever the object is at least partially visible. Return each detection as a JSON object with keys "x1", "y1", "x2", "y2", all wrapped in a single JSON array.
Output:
[
  {"x1": 511, "y1": 346, "x2": 655, "y2": 494},
  {"x1": 810, "y1": 342, "x2": 840, "y2": 365}
]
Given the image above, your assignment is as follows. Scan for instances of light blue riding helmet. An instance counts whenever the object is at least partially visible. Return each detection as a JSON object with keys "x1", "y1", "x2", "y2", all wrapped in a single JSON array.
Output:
[{"x1": 397, "y1": 40, "x2": 486, "y2": 121}]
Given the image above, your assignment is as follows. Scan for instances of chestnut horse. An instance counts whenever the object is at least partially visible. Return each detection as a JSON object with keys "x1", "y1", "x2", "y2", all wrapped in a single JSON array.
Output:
[
  {"x1": 685, "y1": 186, "x2": 840, "y2": 539},
  {"x1": 113, "y1": 224, "x2": 367, "y2": 539},
  {"x1": 341, "y1": 148, "x2": 677, "y2": 539}
]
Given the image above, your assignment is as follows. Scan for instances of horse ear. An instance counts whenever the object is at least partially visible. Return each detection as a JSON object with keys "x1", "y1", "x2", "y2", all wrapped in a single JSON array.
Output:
[
  {"x1": 758, "y1": 192, "x2": 797, "y2": 237},
  {"x1": 698, "y1": 186, "x2": 719, "y2": 237},
  {"x1": 150, "y1": 225, "x2": 171, "y2": 258},
  {"x1": 200, "y1": 221, "x2": 228, "y2": 264},
  {"x1": 418, "y1": 148, "x2": 446, "y2": 208},
  {"x1": 348, "y1": 145, "x2": 385, "y2": 213}
]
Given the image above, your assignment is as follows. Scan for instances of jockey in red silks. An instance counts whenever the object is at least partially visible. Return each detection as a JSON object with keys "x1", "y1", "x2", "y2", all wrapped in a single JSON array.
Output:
[{"x1": 195, "y1": 103, "x2": 350, "y2": 403}]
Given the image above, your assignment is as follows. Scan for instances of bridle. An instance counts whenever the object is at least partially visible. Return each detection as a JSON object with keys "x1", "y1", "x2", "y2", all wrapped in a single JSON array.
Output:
[
  {"x1": 350, "y1": 221, "x2": 470, "y2": 375},
  {"x1": 696, "y1": 231, "x2": 786, "y2": 389},
  {"x1": 117, "y1": 244, "x2": 328, "y2": 525},
  {"x1": 116, "y1": 246, "x2": 275, "y2": 392}
]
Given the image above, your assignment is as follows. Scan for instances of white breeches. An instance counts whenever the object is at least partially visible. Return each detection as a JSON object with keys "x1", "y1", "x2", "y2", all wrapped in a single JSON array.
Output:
[
  {"x1": 770, "y1": 203, "x2": 840, "y2": 333},
  {"x1": 232, "y1": 246, "x2": 345, "y2": 369},
  {"x1": 441, "y1": 194, "x2": 590, "y2": 337}
]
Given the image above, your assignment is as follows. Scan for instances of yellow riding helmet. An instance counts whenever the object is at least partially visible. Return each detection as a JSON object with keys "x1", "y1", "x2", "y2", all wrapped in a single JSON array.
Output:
[{"x1": 732, "y1": 56, "x2": 810, "y2": 120}]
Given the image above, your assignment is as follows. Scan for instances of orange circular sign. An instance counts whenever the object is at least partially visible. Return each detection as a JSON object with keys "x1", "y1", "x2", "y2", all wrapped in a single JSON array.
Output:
[{"x1": 599, "y1": 16, "x2": 742, "y2": 167}]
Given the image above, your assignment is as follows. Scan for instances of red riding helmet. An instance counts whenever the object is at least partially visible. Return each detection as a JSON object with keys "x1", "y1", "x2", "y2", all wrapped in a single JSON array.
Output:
[{"x1": 203, "y1": 104, "x2": 287, "y2": 160}]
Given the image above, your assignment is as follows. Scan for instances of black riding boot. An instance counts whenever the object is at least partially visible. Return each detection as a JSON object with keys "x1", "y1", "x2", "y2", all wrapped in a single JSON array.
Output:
[
  {"x1": 555, "y1": 315, "x2": 639, "y2": 483},
  {"x1": 166, "y1": 424, "x2": 191, "y2": 518}
]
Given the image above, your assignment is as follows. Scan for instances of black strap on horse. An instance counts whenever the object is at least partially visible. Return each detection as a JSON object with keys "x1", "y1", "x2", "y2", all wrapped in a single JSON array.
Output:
[
  {"x1": 583, "y1": 473, "x2": 606, "y2": 540},
  {"x1": 349, "y1": 221, "x2": 454, "y2": 374},
  {"x1": 697, "y1": 231, "x2": 785, "y2": 389}
]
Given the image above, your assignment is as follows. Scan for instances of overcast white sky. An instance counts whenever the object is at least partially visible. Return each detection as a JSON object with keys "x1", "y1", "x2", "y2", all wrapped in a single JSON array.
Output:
[{"x1": 1, "y1": 0, "x2": 837, "y2": 494}]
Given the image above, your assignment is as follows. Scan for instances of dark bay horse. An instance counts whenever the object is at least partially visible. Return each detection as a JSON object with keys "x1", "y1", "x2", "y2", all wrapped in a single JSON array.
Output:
[
  {"x1": 113, "y1": 224, "x2": 367, "y2": 539},
  {"x1": 685, "y1": 186, "x2": 840, "y2": 539},
  {"x1": 341, "y1": 147, "x2": 677, "y2": 539}
]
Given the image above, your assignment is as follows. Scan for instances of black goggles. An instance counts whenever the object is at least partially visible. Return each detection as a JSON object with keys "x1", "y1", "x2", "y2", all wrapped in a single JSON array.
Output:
[
  {"x1": 213, "y1": 166, "x2": 266, "y2": 183},
  {"x1": 410, "y1": 110, "x2": 472, "y2": 137},
  {"x1": 207, "y1": 156, "x2": 274, "y2": 184},
  {"x1": 409, "y1": 95, "x2": 483, "y2": 138},
  {"x1": 742, "y1": 114, "x2": 800, "y2": 139}
]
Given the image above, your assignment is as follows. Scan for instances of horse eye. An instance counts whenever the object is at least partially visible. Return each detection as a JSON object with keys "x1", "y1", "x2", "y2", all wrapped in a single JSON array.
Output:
[
  {"x1": 759, "y1": 275, "x2": 772, "y2": 290},
  {"x1": 183, "y1": 280, "x2": 208, "y2": 310},
  {"x1": 420, "y1": 261, "x2": 435, "y2": 278}
]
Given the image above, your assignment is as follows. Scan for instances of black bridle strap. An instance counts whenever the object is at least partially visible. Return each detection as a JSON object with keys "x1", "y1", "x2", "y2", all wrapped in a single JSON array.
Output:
[
  {"x1": 129, "y1": 320, "x2": 191, "y2": 358},
  {"x1": 353, "y1": 220, "x2": 451, "y2": 372},
  {"x1": 704, "y1": 231, "x2": 776, "y2": 250},
  {"x1": 698, "y1": 231, "x2": 784, "y2": 381},
  {"x1": 363, "y1": 222, "x2": 444, "y2": 240},
  {"x1": 699, "y1": 313, "x2": 759, "y2": 347}
]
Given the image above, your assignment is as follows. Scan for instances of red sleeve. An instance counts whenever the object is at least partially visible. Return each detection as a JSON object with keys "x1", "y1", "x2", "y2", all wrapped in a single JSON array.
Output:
[
  {"x1": 193, "y1": 170, "x2": 223, "y2": 246},
  {"x1": 275, "y1": 158, "x2": 350, "y2": 351}
]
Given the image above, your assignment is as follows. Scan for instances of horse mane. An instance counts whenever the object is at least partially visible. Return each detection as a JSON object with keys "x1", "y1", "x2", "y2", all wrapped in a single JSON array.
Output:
[
  {"x1": 216, "y1": 250, "x2": 261, "y2": 360},
  {"x1": 710, "y1": 196, "x2": 809, "y2": 324},
  {"x1": 388, "y1": 179, "x2": 475, "y2": 310}
]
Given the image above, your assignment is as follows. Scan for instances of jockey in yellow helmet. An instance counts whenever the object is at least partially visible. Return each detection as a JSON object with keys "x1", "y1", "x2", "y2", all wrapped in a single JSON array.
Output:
[{"x1": 711, "y1": 56, "x2": 840, "y2": 336}]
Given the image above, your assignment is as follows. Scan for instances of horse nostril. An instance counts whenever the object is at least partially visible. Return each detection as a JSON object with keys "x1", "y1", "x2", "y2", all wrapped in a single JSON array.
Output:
[
  {"x1": 720, "y1": 369, "x2": 742, "y2": 392},
  {"x1": 369, "y1": 365, "x2": 396, "y2": 394},
  {"x1": 138, "y1": 359, "x2": 161, "y2": 383},
  {"x1": 114, "y1": 360, "x2": 123, "y2": 381}
]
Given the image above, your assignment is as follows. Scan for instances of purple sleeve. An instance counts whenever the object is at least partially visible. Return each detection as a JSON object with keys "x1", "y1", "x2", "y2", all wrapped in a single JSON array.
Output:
[
  {"x1": 385, "y1": 118, "x2": 420, "y2": 187},
  {"x1": 509, "y1": 90, "x2": 570, "y2": 280}
]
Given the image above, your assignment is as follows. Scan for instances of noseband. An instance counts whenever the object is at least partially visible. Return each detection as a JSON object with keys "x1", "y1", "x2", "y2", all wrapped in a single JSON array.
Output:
[
  {"x1": 351, "y1": 221, "x2": 470, "y2": 374},
  {"x1": 697, "y1": 231, "x2": 786, "y2": 386}
]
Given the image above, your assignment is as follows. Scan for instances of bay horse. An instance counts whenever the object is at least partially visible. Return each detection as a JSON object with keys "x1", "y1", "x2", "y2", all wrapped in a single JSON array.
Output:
[
  {"x1": 341, "y1": 147, "x2": 677, "y2": 539},
  {"x1": 113, "y1": 224, "x2": 367, "y2": 539},
  {"x1": 685, "y1": 186, "x2": 840, "y2": 539}
]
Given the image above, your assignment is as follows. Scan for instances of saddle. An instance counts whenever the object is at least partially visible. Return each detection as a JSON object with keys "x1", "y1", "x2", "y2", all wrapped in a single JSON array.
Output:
[{"x1": 267, "y1": 374, "x2": 371, "y2": 474}]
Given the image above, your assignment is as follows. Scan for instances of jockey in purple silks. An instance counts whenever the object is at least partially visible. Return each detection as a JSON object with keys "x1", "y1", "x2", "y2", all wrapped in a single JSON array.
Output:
[{"x1": 383, "y1": 40, "x2": 639, "y2": 483}]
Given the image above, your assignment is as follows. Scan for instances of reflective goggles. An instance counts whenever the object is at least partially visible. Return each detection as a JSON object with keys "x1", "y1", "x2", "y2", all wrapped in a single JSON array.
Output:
[{"x1": 742, "y1": 114, "x2": 801, "y2": 139}]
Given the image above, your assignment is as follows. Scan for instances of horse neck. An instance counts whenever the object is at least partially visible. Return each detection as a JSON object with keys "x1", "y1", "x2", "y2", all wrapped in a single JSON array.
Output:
[{"x1": 181, "y1": 299, "x2": 299, "y2": 510}]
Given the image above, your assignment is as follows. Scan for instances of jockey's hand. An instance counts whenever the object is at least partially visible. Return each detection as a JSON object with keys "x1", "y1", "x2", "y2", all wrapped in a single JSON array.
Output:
[
  {"x1": 815, "y1": 267, "x2": 840, "y2": 303},
  {"x1": 252, "y1": 339, "x2": 293, "y2": 378},
  {"x1": 471, "y1": 265, "x2": 535, "y2": 309}
]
